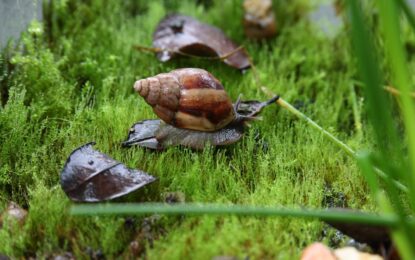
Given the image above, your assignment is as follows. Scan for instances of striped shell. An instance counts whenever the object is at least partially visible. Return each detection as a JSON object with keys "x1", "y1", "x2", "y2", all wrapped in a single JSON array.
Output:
[{"x1": 134, "y1": 68, "x2": 235, "y2": 132}]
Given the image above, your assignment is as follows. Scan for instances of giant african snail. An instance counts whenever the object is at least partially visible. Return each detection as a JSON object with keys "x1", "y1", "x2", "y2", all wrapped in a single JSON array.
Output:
[
  {"x1": 128, "y1": 68, "x2": 278, "y2": 149},
  {"x1": 134, "y1": 68, "x2": 273, "y2": 132}
]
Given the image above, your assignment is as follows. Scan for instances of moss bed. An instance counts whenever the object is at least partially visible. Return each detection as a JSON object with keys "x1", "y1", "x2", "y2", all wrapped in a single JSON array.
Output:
[{"x1": 0, "y1": 0, "x2": 381, "y2": 258}]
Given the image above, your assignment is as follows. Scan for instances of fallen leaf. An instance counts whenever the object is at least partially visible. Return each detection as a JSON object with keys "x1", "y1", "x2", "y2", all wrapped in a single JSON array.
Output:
[
  {"x1": 60, "y1": 142, "x2": 156, "y2": 202},
  {"x1": 152, "y1": 14, "x2": 251, "y2": 70},
  {"x1": 326, "y1": 221, "x2": 390, "y2": 248}
]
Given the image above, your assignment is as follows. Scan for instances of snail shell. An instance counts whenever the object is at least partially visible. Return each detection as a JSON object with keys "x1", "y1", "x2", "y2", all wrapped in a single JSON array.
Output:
[{"x1": 134, "y1": 68, "x2": 235, "y2": 132}]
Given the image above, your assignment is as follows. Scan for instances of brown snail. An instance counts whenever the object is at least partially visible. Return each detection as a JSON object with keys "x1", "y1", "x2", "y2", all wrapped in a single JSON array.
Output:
[
  {"x1": 133, "y1": 68, "x2": 258, "y2": 132},
  {"x1": 124, "y1": 68, "x2": 278, "y2": 150}
]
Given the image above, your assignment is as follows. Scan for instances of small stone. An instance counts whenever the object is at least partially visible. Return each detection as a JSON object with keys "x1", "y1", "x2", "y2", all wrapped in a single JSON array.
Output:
[
  {"x1": 301, "y1": 243, "x2": 336, "y2": 260},
  {"x1": 334, "y1": 247, "x2": 383, "y2": 260},
  {"x1": 0, "y1": 202, "x2": 28, "y2": 227},
  {"x1": 129, "y1": 240, "x2": 143, "y2": 257}
]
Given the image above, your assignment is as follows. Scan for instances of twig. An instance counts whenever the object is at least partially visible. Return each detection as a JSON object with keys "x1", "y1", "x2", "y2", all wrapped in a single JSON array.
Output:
[
  {"x1": 384, "y1": 85, "x2": 415, "y2": 98},
  {"x1": 261, "y1": 87, "x2": 355, "y2": 157},
  {"x1": 261, "y1": 86, "x2": 408, "y2": 192}
]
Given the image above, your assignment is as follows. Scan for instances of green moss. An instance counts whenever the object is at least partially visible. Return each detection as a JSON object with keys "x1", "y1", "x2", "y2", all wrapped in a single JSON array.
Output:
[{"x1": 0, "y1": 0, "x2": 379, "y2": 258}]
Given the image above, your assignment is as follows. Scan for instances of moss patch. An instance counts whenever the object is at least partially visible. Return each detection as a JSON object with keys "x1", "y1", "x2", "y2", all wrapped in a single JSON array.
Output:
[{"x1": 0, "y1": 0, "x2": 376, "y2": 258}]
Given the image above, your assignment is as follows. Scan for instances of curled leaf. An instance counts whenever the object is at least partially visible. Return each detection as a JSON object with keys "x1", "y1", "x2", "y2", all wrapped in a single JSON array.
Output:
[
  {"x1": 122, "y1": 98, "x2": 276, "y2": 150},
  {"x1": 153, "y1": 14, "x2": 251, "y2": 70},
  {"x1": 243, "y1": 0, "x2": 277, "y2": 39},
  {"x1": 60, "y1": 142, "x2": 156, "y2": 202}
]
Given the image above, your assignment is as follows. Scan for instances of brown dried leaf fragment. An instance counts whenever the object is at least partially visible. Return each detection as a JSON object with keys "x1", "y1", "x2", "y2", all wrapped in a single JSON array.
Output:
[
  {"x1": 153, "y1": 14, "x2": 251, "y2": 70},
  {"x1": 243, "y1": 0, "x2": 277, "y2": 39},
  {"x1": 0, "y1": 202, "x2": 27, "y2": 227},
  {"x1": 60, "y1": 142, "x2": 156, "y2": 202}
]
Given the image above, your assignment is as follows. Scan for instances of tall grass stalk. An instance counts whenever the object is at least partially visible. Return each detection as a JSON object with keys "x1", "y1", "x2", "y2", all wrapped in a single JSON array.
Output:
[
  {"x1": 71, "y1": 203, "x2": 399, "y2": 226},
  {"x1": 377, "y1": 0, "x2": 415, "y2": 206},
  {"x1": 348, "y1": 0, "x2": 415, "y2": 258}
]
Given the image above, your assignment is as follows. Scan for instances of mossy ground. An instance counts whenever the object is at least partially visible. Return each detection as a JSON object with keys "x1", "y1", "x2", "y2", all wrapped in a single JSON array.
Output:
[{"x1": 0, "y1": 0, "x2": 378, "y2": 258}]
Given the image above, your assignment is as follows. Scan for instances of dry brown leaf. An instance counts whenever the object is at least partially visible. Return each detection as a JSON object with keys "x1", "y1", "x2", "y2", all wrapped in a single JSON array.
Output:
[
  {"x1": 60, "y1": 142, "x2": 156, "y2": 202},
  {"x1": 153, "y1": 14, "x2": 251, "y2": 70},
  {"x1": 243, "y1": 0, "x2": 277, "y2": 39}
]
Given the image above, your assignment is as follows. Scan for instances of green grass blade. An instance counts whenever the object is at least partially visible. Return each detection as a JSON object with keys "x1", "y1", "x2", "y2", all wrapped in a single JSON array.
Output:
[
  {"x1": 397, "y1": 0, "x2": 415, "y2": 33},
  {"x1": 349, "y1": 84, "x2": 363, "y2": 137},
  {"x1": 71, "y1": 203, "x2": 399, "y2": 227},
  {"x1": 275, "y1": 97, "x2": 355, "y2": 157},
  {"x1": 357, "y1": 150, "x2": 415, "y2": 250},
  {"x1": 264, "y1": 92, "x2": 408, "y2": 192},
  {"x1": 377, "y1": 0, "x2": 415, "y2": 206},
  {"x1": 356, "y1": 151, "x2": 380, "y2": 196},
  {"x1": 347, "y1": 0, "x2": 403, "y2": 172}
]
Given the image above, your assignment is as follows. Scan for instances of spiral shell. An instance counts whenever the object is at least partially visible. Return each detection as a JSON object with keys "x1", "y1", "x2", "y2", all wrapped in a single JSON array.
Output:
[{"x1": 134, "y1": 68, "x2": 235, "y2": 132}]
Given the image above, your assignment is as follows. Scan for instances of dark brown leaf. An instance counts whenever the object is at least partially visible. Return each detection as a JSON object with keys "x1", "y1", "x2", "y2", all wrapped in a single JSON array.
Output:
[
  {"x1": 153, "y1": 14, "x2": 251, "y2": 70},
  {"x1": 324, "y1": 208, "x2": 391, "y2": 252},
  {"x1": 327, "y1": 221, "x2": 390, "y2": 248},
  {"x1": 60, "y1": 142, "x2": 156, "y2": 202}
]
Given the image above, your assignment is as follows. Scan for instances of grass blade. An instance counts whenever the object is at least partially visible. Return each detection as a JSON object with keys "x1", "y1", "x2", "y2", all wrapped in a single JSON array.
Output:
[
  {"x1": 377, "y1": 0, "x2": 415, "y2": 206},
  {"x1": 397, "y1": 0, "x2": 415, "y2": 33},
  {"x1": 71, "y1": 203, "x2": 399, "y2": 227}
]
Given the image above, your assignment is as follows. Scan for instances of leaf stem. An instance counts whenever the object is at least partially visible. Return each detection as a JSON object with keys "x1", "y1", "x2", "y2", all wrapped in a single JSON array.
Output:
[
  {"x1": 349, "y1": 83, "x2": 363, "y2": 137},
  {"x1": 260, "y1": 87, "x2": 408, "y2": 192}
]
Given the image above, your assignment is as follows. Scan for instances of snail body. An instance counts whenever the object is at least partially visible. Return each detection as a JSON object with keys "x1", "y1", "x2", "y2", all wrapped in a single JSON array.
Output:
[
  {"x1": 127, "y1": 68, "x2": 278, "y2": 150},
  {"x1": 134, "y1": 68, "x2": 236, "y2": 132}
]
